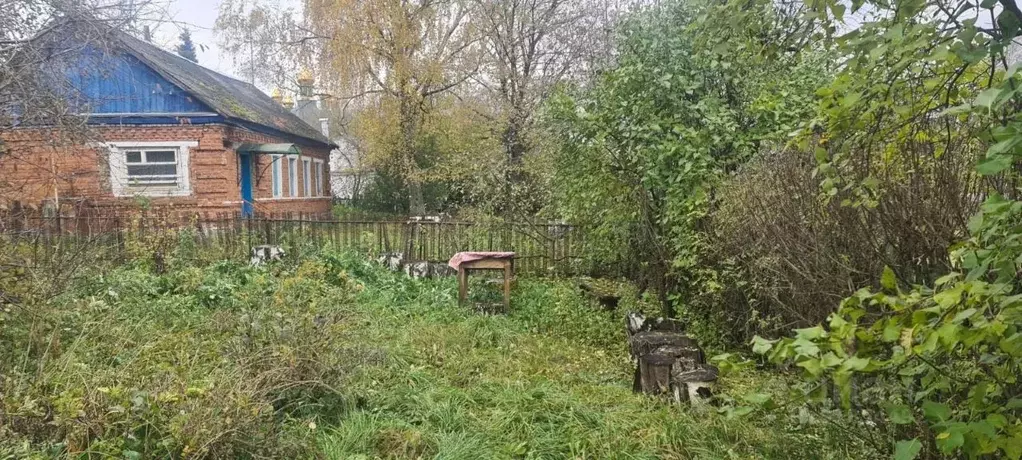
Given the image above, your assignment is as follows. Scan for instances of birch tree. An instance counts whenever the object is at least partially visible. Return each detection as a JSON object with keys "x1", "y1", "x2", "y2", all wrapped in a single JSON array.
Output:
[{"x1": 218, "y1": 0, "x2": 482, "y2": 214}]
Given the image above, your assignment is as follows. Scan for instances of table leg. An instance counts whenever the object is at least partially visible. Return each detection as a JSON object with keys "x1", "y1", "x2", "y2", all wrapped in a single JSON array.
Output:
[
  {"x1": 458, "y1": 267, "x2": 467, "y2": 306},
  {"x1": 503, "y1": 262, "x2": 511, "y2": 313}
]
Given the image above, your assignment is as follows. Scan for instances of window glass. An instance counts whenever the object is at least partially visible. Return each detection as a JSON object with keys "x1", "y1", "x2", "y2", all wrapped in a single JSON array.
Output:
[
  {"x1": 124, "y1": 148, "x2": 179, "y2": 185},
  {"x1": 127, "y1": 164, "x2": 177, "y2": 177},
  {"x1": 145, "y1": 150, "x2": 176, "y2": 163},
  {"x1": 314, "y1": 162, "x2": 323, "y2": 196},
  {"x1": 110, "y1": 143, "x2": 193, "y2": 197},
  {"x1": 303, "y1": 159, "x2": 312, "y2": 197},
  {"x1": 271, "y1": 156, "x2": 282, "y2": 198},
  {"x1": 288, "y1": 157, "x2": 298, "y2": 197}
]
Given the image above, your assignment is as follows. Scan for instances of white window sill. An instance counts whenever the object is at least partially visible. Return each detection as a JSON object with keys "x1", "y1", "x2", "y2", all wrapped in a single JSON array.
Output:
[
  {"x1": 113, "y1": 190, "x2": 193, "y2": 198},
  {"x1": 257, "y1": 197, "x2": 332, "y2": 202}
]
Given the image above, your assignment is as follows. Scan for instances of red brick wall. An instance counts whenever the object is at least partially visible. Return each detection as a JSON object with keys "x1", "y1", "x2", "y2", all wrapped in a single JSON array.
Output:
[
  {"x1": 1, "y1": 124, "x2": 332, "y2": 217},
  {"x1": 224, "y1": 126, "x2": 332, "y2": 217}
]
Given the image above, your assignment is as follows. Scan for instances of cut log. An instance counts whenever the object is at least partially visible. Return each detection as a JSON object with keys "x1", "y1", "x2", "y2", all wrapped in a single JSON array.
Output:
[
  {"x1": 579, "y1": 280, "x2": 621, "y2": 310},
  {"x1": 625, "y1": 313, "x2": 686, "y2": 336},
  {"x1": 672, "y1": 365, "x2": 719, "y2": 405},
  {"x1": 628, "y1": 331, "x2": 699, "y2": 359},
  {"x1": 625, "y1": 314, "x2": 714, "y2": 403},
  {"x1": 597, "y1": 295, "x2": 620, "y2": 310},
  {"x1": 656, "y1": 345, "x2": 704, "y2": 371},
  {"x1": 638, "y1": 353, "x2": 675, "y2": 395}
]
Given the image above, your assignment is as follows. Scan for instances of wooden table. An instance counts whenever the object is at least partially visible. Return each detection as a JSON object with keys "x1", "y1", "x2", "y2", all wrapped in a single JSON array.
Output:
[{"x1": 449, "y1": 252, "x2": 515, "y2": 312}]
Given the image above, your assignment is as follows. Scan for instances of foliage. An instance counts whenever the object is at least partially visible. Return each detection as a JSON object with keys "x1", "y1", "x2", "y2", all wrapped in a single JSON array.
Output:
[
  {"x1": 747, "y1": 0, "x2": 1022, "y2": 457},
  {"x1": 2, "y1": 236, "x2": 877, "y2": 458},
  {"x1": 544, "y1": 0, "x2": 828, "y2": 315},
  {"x1": 175, "y1": 29, "x2": 198, "y2": 63},
  {"x1": 754, "y1": 196, "x2": 1022, "y2": 458},
  {"x1": 700, "y1": 137, "x2": 983, "y2": 343},
  {"x1": 0, "y1": 242, "x2": 360, "y2": 458},
  {"x1": 352, "y1": 94, "x2": 504, "y2": 214}
]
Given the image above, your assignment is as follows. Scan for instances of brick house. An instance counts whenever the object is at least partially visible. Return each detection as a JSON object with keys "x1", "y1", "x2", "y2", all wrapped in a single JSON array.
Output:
[{"x1": 0, "y1": 20, "x2": 336, "y2": 218}]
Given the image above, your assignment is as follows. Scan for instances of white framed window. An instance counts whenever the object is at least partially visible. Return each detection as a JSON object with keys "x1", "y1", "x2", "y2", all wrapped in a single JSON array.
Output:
[
  {"x1": 270, "y1": 154, "x2": 282, "y2": 198},
  {"x1": 107, "y1": 141, "x2": 196, "y2": 197},
  {"x1": 287, "y1": 156, "x2": 298, "y2": 197},
  {"x1": 314, "y1": 159, "x2": 325, "y2": 197},
  {"x1": 302, "y1": 158, "x2": 312, "y2": 197}
]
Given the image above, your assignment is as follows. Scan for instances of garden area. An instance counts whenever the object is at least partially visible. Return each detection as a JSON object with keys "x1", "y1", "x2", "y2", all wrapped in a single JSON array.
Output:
[
  {"x1": 3, "y1": 0, "x2": 1022, "y2": 457},
  {"x1": 0, "y1": 236, "x2": 875, "y2": 459}
]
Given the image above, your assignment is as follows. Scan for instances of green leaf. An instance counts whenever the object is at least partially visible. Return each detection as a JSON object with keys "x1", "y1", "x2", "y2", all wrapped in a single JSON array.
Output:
[
  {"x1": 797, "y1": 358, "x2": 824, "y2": 376},
  {"x1": 751, "y1": 335, "x2": 776, "y2": 354},
  {"x1": 893, "y1": 438, "x2": 922, "y2": 460},
  {"x1": 922, "y1": 400, "x2": 951, "y2": 422},
  {"x1": 885, "y1": 403, "x2": 914, "y2": 424},
  {"x1": 999, "y1": 333, "x2": 1022, "y2": 356},
  {"x1": 974, "y1": 87, "x2": 1003, "y2": 109},
  {"x1": 976, "y1": 155, "x2": 1013, "y2": 176},
  {"x1": 742, "y1": 392, "x2": 773, "y2": 407},
  {"x1": 795, "y1": 325, "x2": 826, "y2": 340},
  {"x1": 793, "y1": 338, "x2": 821, "y2": 357},
  {"x1": 951, "y1": 308, "x2": 976, "y2": 323},
  {"x1": 1002, "y1": 432, "x2": 1022, "y2": 459},
  {"x1": 814, "y1": 147, "x2": 829, "y2": 163},
  {"x1": 933, "y1": 285, "x2": 964, "y2": 308},
  {"x1": 881, "y1": 266, "x2": 897, "y2": 291},
  {"x1": 821, "y1": 352, "x2": 842, "y2": 367},
  {"x1": 882, "y1": 318, "x2": 902, "y2": 342},
  {"x1": 936, "y1": 425, "x2": 965, "y2": 453},
  {"x1": 841, "y1": 356, "x2": 870, "y2": 371}
]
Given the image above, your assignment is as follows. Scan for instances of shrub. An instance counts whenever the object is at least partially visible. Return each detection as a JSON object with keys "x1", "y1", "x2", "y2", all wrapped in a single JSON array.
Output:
[
  {"x1": 751, "y1": 196, "x2": 1022, "y2": 458},
  {"x1": 697, "y1": 141, "x2": 983, "y2": 342}
]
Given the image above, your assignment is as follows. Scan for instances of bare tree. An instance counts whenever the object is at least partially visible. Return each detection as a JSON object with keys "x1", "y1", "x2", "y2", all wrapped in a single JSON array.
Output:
[{"x1": 468, "y1": 0, "x2": 649, "y2": 215}]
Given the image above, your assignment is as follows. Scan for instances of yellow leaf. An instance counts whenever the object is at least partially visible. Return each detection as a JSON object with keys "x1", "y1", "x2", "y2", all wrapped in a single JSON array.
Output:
[{"x1": 900, "y1": 327, "x2": 914, "y2": 354}]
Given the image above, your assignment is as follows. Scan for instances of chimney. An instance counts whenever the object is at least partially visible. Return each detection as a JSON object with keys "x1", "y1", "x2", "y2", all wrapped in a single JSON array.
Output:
[{"x1": 319, "y1": 118, "x2": 329, "y2": 138}]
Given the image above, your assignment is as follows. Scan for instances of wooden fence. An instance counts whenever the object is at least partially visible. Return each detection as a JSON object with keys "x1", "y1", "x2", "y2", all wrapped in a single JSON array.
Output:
[{"x1": 0, "y1": 211, "x2": 588, "y2": 274}]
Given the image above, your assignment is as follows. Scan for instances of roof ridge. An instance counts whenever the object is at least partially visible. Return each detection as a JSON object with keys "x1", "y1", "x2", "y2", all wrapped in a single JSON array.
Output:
[{"x1": 117, "y1": 31, "x2": 255, "y2": 87}]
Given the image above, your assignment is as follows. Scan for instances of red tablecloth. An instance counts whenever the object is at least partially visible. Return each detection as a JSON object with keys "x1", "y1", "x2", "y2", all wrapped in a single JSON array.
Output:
[{"x1": 448, "y1": 251, "x2": 516, "y2": 270}]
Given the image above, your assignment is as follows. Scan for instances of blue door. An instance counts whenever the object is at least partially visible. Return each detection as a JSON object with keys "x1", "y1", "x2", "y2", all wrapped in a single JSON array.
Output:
[{"x1": 239, "y1": 153, "x2": 254, "y2": 217}]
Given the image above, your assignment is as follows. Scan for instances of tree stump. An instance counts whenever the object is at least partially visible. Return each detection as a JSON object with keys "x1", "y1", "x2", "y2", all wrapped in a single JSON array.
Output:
[{"x1": 626, "y1": 318, "x2": 717, "y2": 404}]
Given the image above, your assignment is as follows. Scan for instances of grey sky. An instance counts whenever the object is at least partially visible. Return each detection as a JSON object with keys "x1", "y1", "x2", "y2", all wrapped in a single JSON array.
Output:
[{"x1": 149, "y1": 0, "x2": 236, "y2": 79}]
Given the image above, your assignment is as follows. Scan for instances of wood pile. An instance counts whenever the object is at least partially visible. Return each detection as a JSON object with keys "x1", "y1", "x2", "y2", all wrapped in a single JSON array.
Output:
[{"x1": 626, "y1": 312, "x2": 718, "y2": 405}]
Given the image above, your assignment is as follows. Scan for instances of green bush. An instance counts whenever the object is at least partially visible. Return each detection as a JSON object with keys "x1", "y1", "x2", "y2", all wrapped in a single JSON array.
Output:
[{"x1": 754, "y1": 197, "x2": 1022, "y2": 458}]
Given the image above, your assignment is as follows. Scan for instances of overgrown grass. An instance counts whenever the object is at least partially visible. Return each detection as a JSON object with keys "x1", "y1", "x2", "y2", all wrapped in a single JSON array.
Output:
[
  {"x1": 315, "y1": 253, "x2": 872, "y2": 459},
  {"x1": 2, "y1": 245, "x2": 873, "y2": 458}
]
